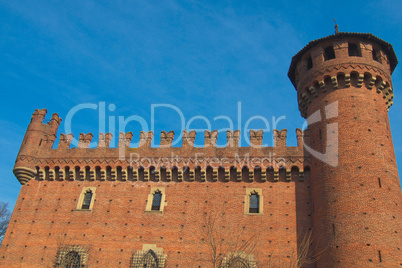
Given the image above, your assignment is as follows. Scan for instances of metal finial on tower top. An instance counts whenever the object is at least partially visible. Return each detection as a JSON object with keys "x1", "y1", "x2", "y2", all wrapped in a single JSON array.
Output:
[{"x1": 334, "y1": 19, "x2": 339, "y2": 34}]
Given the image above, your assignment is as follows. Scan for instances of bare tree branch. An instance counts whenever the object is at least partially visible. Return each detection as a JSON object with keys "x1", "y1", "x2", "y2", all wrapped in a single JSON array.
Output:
[
  {"x1": 192, "y1": 202, "x2": 319, "y2": 268},
  {"x1": 0, "y1": 202, "x2": 11, "y2": 246}
]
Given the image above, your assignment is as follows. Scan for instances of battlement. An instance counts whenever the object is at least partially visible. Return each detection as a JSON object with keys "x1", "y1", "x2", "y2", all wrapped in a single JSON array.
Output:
[
  {"x1": 13, "y1": 109, "x2": 309, "y2": 185},
  {"x1": 56, "y1": 128, "x2": 303, "y2": 150}
]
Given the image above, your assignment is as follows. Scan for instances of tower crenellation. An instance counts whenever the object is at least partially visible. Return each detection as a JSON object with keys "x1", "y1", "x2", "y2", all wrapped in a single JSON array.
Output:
[{"x1": 289, "y1": 33, "x2": 397, "y2": 118}]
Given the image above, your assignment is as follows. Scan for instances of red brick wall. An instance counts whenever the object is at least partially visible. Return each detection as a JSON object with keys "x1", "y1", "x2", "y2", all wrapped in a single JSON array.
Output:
[{"x1": 0, "y1": 175, "x2": 312, "y2": 267}]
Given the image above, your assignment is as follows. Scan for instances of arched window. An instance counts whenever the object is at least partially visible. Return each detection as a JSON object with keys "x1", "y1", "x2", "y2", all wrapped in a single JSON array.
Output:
[
  {"x1": 171, "y1": 166, "x2": 178, "y2": 181},
  {"x1": 106, "y1": 166, "x2": 112, "y2": 180},
  {"x1": 183, "y1": 166, "x2": 190, "y2": 181},
  {"x1": 242, "y1": 166, "x2": 249, "y2": 181},
  {"x1": 142, "y1": 250, "x2": 158, "y2": 267},
  {"x1": 195, "y1": 166, "x2": 201, "y2": 181},
  {"x1": 138, "y1": 166, "x2": 145, "y2": 181},
  {"x1": 218, "y1": 166, "x2": 225, "y2": 181},
  {"x1": 116, "y1": 166, "x2": 123, "y2": 181},
  {"x1": 152, "y1": 191, "x2": 162, "y2": 211},
  {"x1": 85, "y1": 166, "x2": 91, "y2": 180},
  {"x1": 95, "y1": 166, "x2": 102, "y2": 180},
  {"x1": 249, "y1": 192, "x2": 259, "y2": 213},
  {"x1": 160, "y1": 166, "x2": 167, "y2": 181},
  {"x1": 63, "y1": 251, "x2": 81, "y2": 268},
  {"x1": 149, "y1": 166, "x2": 156, "y2": 181},
  {"x1": 81, "y1": 190, "x2": 93, "y2": 210},
  {"x1": 131, "y1": 247, "x2": 167, "y2": 267},
  {"x1": 206, "y1": 166, "x2": 214, "y2": 181},
  {"x1": 55, "y1": 166, "x2": 61, "y2": 180},
  {"x1": 254, "y1": 166, "x2": 261, "y2": 181},
  {"x1": 230, "y1": 166, "x2": 237, "y2": 181},
  {"x1": 75, "y1": 166, "x2": 81, "y2": 180}
]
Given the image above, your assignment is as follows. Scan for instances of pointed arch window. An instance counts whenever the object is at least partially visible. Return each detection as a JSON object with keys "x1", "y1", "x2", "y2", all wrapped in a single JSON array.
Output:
[
  {"x1": 130, "y1": 245, "x2": 167, "y2": 268},
  {"x1": 142, "y1": 250, "x2": 158, "y2": 267}
]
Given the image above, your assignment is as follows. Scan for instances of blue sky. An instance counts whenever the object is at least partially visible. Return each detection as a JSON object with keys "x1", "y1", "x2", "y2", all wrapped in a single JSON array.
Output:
[{"x1": 1, "y1": 0, "x2": 401, "y2": 209}]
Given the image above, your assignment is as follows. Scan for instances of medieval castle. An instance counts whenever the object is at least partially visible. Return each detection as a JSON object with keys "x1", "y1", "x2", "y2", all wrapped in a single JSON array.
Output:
[{"x1": 0, "y1": 31, "x2": 401, "y2": 267}]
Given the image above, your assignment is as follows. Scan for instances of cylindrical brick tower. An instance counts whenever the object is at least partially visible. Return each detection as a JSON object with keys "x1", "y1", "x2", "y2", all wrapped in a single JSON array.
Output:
[{"x1": 288, "y1": 32, "x2": 402, "y2": 266}]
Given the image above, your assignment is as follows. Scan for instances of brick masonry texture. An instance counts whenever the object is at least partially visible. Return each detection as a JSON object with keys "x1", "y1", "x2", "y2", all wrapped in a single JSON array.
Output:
[{"x1": 1, "y1": 32, "x2": 401, "y2": 267}]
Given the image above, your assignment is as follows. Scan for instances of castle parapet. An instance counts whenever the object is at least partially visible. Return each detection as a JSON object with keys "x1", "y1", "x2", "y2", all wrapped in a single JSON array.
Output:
[
  {"x1": 30, "y1": 108, "x2": 47, "y2": 123},
  {"x1": 250, "y1": 130, "x2": 263, "y2": 148},
  {"x1": 49, "y1": 113, "x2": 62, "y2": 135},
  {"x1": 13, "y1": 109, "x2": 309, "y2": 185},
  {"x1": 119, "y1": 132, "x2": 133, "y2": 148},
  {"x1": 58, "y1": 133, "x2": 74, "y2": 150},
  {"x1": 296, "y1": 128, "x2": 303, "y2": 150},
  {"x1": 274, "y1": 129, "x2": 287, "y2": 149},
  {"x1": 98, "y1": 133, "x2": 113, "y2": 148},
  {"x1": 14, "y1": 109, "x2": 62, "y2": 184},
  {"x1": 204, "y1": 130, "x2": 218, "y2": 147},
  {"x1": 182, "y1": 130, "x2": 196, "y2": 148},
  {"x1": 77, "y1": 133, "x2": 93, "y2": 149},
  {"x1": 226, "y1": 130, "x2": 240, "y2": 147},
  {"x1": 160, "y1": 131, "x2": 175, "y2": 148},
  {"x1": 139, "y1": 131, "x2": 154, "y2": 148}
]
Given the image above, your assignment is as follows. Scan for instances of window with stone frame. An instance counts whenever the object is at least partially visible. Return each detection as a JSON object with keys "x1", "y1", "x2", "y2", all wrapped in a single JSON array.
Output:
[
  {"x1": 145, "y1": 187, "x2": 166, "y2": 212},
  {"x1": 76, "y1": 187, "x2": 96, "y2": 211},
  {"x1": 244, "y1": 188, "x2": 263, "y2": 215}
]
